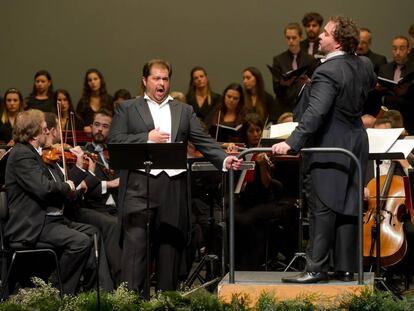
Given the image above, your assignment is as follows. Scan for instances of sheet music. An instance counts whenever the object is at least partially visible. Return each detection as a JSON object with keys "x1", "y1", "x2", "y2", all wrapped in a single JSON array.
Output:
[
  {"x1": 388, "y1": 139, "x2": 414, "y2": 158},
  {"x1": 269, "y1": 122, "x2": 298, "y2": 139},
  {"x1": 366, "y1": 128, "x2": 404, "y2": 154}
]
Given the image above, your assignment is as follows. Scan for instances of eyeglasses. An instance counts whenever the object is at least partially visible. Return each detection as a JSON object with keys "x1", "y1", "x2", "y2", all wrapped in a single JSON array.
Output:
[{"x1": 42, "y1": 126, "x2": 50, "y2": 134}]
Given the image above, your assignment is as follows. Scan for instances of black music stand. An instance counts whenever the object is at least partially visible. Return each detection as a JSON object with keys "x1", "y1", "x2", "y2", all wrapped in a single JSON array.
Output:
[
  {"x1": 108, "y1": 142, "x2": 187, "y2": 299},
  {"x1": 368, "y1": 151, "x2": 404, "y2": 293}
]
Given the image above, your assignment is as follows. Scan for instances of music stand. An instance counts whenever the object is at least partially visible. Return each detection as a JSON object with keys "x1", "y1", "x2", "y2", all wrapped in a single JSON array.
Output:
[{"x1": 108, "y1": 142, "x2": 187, "y2": 299}]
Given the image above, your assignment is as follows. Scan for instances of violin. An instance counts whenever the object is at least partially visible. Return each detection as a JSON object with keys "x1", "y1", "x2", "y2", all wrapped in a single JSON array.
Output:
[
  {"x1": 42, "y1": 143, "x2": 101, "y2": 172},
  {"x1": 42, "y1": 143, "x2": 78, "y2": 165},
  {"x1": 363, "y1": 162, "x2": 407, "y2": 267}
]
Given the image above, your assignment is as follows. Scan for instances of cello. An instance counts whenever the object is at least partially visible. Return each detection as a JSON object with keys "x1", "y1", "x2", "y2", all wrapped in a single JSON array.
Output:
[{"x1": 363, "y1": 161, "x2": 407, "y2": 267}]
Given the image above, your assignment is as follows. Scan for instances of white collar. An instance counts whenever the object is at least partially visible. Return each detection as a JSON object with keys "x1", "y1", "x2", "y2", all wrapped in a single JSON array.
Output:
[
  {"x1": 144, "y1": 94, "x2": 173, "y2": 108},
  {"x1": 325, "y1": 50, "x2": 346, "y2": 60}
]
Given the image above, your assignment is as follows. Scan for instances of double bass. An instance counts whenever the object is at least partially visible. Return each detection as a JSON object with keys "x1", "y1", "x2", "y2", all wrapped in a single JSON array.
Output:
[{"x1": 363, "y1": 161, "x2": 407, "y2": 267}]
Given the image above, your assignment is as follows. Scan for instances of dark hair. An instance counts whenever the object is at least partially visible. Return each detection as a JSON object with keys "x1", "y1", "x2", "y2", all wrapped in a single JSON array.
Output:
[
  {"x1": 409, "y1": 24, "x2": 414, "y2": 36},
  {"x1": 1, "y1": 88, "x2": 24, "y2": 123},
  {"x1": 284, "y1": 22, "x2": 302, "y2": 37},
  {"x1": 79, "y1": 68, "x2": 111, "y2": 109},
  {"x1": 374, "y1": 117, "x2": 391, "y2": 128},
  {"x1": 302, "y1": 12, "x2": 324, "y2": 27},
  {"x1": 359, "y1": 28, "x2": 372, "y2": 43},
  {"x1": 242, "y1": 67, "x2": 268, "y2": 122},
  {"x1": 13, "y1": 109, "x2": 44, "y2": 143},
  {"x1": 140, "y1": 59, "x2": 172, "y2": 94},
  {"x1": 384, "y1": 109, "x2": 404, "y2": 128},
  {"x1": 217, "y1": 83, "x2": 245, "y2": 123},
  {"x1": 113, "y1": 88, "x2": 131, "y2": 101},
  {"x1": 53, "y1": 89, "x2": 76, "y2": 114},
  {"x1": 330, "y1": 16, "x2": 360, "y2": 54},
  {"x1": 93, "y1": 108, "x2": 113, "y2": 121},
  {"x1": 29, "y1": 70, "x2": 54, "y2": 98},
  {"x1": 142, "y1": 59, "x2": 172, "y2": 79},
  {"x1": 240, "y1": 113, "x2": 264, "y2": 146},
  {"x1": 186, "y1": 66, "x2": 214, "y2": 105},
  {"x1": 44, "y1": 112, "x2": 58, "y2": 130},
  {"x1": 392, "y1": 35, "x2": 410, "y2": 48},
  {"x1": 4, "y1": 88, "x2": 24, "y2": 105}
]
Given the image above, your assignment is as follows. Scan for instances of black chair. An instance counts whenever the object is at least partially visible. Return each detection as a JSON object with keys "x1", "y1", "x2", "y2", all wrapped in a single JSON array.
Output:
[{"x1": 0, "y1": 190, "x2": 63, "y2": 299}]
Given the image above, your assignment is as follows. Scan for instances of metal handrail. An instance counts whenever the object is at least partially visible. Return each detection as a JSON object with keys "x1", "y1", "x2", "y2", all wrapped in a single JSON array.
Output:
[{"x1": 228, "y1": 147, "x2": 364, "y2": 285}]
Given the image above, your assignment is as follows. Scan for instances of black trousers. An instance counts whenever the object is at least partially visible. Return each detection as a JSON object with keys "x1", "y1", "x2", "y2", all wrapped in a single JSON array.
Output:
[
  {"x1": 121, "y1": 171, "x2": 189, "y2": 292},
  {"x1": 37, "y1": 216, "x2": 92, "y2": 295},
  {"x1": 305, "y1": 190, "x2": 358, "y2": 273},
  {"x1": 75, "y1": 207, "x2": 122, "y2": 286}
]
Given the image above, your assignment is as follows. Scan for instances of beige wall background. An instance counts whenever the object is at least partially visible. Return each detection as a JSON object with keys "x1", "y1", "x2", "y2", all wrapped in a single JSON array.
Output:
[{"x1": 0, "y1": 0, "x2": 412, "y2": 104}]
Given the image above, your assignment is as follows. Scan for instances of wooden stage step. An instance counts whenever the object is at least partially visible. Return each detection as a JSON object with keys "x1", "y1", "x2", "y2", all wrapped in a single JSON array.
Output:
[{"x1": 218, "y1": 271, "x2": 375, "y2": 306}]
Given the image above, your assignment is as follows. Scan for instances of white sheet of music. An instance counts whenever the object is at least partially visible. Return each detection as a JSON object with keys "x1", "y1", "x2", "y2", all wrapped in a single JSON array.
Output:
[
  {"x1": 388, "y1": 139, "x2": 414, "y2": 158},
  {"x1": 366, "y1": 128, "x2": 404, "y2": 154},
  {"x1": 269, "y1": 122, "x2": 298, "y2": 139}
]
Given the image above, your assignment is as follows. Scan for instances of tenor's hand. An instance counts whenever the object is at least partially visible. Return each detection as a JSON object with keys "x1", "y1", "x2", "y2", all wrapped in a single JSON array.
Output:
[
  {"x1": 271, "y1": 141, "x2": 291, "y2": 155},
  {"x1": 148, "y1": 127, "x2": 170, "y2": 143},
  {"x1": 225, "y1": 155, "x2": 243, "y2": 170}
]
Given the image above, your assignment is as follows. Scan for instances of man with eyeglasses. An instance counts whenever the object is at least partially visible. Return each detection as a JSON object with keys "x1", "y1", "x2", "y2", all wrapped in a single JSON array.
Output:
[{"x1": 4, "y1": 109, "x2": 92, "y2": 295}]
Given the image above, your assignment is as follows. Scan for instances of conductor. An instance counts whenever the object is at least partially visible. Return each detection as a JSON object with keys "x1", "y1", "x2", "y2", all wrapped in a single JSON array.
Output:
[{"x1": 272, "y1": 16, "x2": 376, "y2": 283}]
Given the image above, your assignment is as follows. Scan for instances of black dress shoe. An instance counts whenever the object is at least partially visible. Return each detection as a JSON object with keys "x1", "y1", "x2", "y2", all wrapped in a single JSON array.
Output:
[
  {"x1": 281, "y1": 271, "x2": 329, "y2": 284},
  {"x1": 334, "y1": 271, "x2": 354, "y2": 282}
]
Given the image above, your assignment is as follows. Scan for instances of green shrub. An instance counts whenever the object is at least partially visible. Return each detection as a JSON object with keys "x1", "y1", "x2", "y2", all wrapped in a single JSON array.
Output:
[{"x1": 1, "y1": 278, "x2": 414, "y2": 311}]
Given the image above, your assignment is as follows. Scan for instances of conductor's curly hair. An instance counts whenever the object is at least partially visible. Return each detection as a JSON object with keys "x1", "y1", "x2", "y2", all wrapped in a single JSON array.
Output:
[{"x1": 330, "y1": 16, "x2": 360, "y2": 54}]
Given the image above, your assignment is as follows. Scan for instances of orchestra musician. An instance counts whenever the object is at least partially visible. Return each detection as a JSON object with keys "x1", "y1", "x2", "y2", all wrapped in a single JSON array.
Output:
[
  {"x1": 43, "y1": 112, "x2": 114, "y2": 291},
  {"x1": 108, "y1": 59, "x2": 242, "y2": 292},
  {"x1": 4, "y1": 109, "x2": 92, "y2": 294},
  {"x1": 272, "y1": 16, "x2": 376, "y2": 283},
  {"x1": 77, "y1": 108, "x2": 122, "y2": 286}
]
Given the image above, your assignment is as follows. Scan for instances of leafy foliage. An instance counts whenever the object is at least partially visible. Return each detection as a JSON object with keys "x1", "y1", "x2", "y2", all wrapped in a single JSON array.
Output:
[{"x1": 1, "y1": 279, "x2": 414, "y2": 311}]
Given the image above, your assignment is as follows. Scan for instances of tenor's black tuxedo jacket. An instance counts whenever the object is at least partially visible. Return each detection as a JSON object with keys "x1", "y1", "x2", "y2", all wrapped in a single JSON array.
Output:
[
  {"x1": 108, "y1": 96, "x2": 227, "y2": 225},
  {"x1": 286, "y1": 54, "x2": 376, "y2": 216},
  {"x1": 4, "y1": 143, "x2": 72, "y2": 245}
]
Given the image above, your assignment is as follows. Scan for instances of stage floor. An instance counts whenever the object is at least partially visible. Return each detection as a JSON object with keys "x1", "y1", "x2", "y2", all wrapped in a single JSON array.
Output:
[{"x1": 218, "y1": 271, "x2": 375, "y2": 306}]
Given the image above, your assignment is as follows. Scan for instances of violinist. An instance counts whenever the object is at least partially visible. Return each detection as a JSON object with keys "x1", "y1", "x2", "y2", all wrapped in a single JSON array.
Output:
[
  {"x1": 43, "y1": 112, "x2": 115, "y2": 291},
  {"x1": 77, "y1": 108, "x2": 122, "y2": 285},
  {"x1": 4, "y1": 109, "x2": 92, "y2": 295}
]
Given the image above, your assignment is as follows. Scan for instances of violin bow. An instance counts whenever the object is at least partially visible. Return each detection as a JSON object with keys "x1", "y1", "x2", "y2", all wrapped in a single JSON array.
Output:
[
  {"x1": 56, "y1": 99, "x2": 68, "y2": 181},
  {"x1": 70, "y1": 112, "x2": 77, "y2": 147}
]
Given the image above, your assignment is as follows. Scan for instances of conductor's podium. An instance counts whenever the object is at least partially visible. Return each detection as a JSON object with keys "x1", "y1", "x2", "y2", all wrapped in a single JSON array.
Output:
[{"x1": 218, "y1": 271, "x2": 374, "y2": 307}]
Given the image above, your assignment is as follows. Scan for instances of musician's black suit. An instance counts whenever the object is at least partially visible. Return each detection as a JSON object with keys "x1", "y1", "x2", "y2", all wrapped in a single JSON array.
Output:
[{"x1": 4, "y1": 142, "x2": 92, "y2": 294}]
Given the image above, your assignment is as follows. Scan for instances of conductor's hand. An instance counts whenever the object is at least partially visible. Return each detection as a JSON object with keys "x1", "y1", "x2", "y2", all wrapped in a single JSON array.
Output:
[
  {"x1": 225, "y1": 156, "x2": 243, "y2": 170},
  {"x1": 272, "y1": 141, "x2": 291, "y2": 155},
  {"x1": 148, "y1": 127, "x2": 170, "y2": 143}
]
